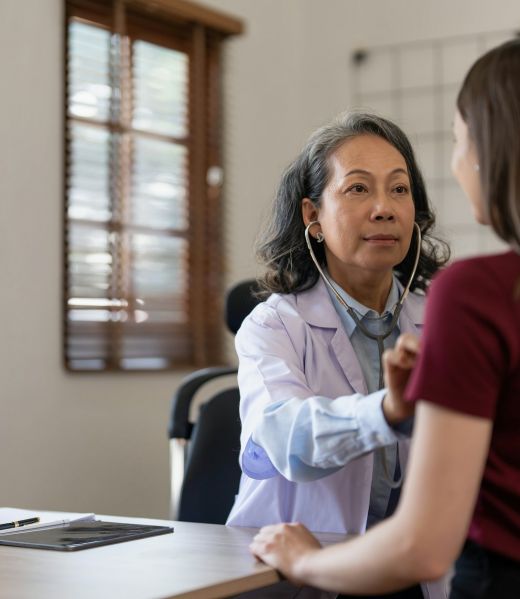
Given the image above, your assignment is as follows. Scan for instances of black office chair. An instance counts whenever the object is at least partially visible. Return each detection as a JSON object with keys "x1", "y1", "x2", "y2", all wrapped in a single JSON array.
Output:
[{"x1": 167, "y1": 279, "x2": 262, "y2": 524}]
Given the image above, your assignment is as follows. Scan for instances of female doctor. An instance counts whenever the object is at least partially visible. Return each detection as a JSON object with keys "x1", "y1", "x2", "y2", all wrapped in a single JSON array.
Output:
[{"x1": 227, "y1": 112, "x2": 449, "y2": 599}]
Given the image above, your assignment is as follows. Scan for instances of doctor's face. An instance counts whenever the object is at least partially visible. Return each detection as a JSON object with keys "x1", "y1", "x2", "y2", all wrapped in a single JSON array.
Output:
[{"x1": 302, "y1": 134, "x2": 415, "y2": 288}]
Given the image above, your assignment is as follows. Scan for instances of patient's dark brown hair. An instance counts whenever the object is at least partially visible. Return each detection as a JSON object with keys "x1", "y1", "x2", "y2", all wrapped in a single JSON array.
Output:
[{"x1": 457, "y1": 38, "x2": 520, "y2": 250}]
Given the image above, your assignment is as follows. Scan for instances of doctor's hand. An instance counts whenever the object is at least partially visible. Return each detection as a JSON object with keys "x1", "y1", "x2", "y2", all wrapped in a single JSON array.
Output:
[
  {"x1": 250, "y1": 523, "x2": 321, "y2": 585},
  {"x1": 382, "y1": 333, "x2": 420, "y2": 425}
]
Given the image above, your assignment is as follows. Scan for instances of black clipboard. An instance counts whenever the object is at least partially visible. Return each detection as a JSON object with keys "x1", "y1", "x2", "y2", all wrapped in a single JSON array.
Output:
[{"x1": 0, "y1": 520, "x2": 174, "y2": 551}]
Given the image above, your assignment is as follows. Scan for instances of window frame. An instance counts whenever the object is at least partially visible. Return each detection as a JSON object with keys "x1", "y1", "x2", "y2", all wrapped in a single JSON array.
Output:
[{"x1": 63, "y1": 0, "x2": 242, "y2": 372}]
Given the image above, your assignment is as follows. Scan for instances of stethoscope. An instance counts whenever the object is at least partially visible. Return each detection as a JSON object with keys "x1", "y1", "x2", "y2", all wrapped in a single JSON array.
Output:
[{"x1": 304, "y1": 220, "x2": 422, "y2": 488}]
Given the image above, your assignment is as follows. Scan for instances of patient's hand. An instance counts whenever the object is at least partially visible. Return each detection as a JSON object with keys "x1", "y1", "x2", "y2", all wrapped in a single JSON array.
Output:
[
  {"x1": 250, "y1": 522, "x2": 321, "y2": 585},
  {"x1": 382, "y1": 333, "x2": 420, "y2": 425}
]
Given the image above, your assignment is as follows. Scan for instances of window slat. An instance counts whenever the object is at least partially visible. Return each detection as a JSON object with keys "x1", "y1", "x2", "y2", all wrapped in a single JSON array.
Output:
[{"x1": 68, "y1": 22, "x2": 111, "y2": 121}]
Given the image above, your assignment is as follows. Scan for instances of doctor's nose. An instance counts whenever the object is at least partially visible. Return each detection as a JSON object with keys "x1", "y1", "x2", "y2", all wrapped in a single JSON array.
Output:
[
  {"x1": 373, "y1": 213, "x2": 395, "y2": 221},
  {"x1": 370, "y1": 196, "x2": 396, "y2": 222}
]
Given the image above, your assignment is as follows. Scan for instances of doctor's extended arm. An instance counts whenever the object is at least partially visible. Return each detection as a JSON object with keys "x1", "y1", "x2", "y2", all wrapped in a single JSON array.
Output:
[{"x1": 237, "y1": 303, "x2": 410, "y2": 483}]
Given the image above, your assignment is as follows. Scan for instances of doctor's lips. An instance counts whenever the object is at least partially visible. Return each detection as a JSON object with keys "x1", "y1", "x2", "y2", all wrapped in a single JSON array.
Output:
[{"x1": 363, "y1": 234, "x2": 399, "y2": 246}]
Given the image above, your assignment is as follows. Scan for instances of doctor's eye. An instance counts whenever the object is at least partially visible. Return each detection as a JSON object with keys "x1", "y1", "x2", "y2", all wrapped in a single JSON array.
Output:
[
  {"x1": 393, "y1": 185, "x2": 409, "y2": 195},
  {"x1": 346, "y1": 184, "x2": 368, "y2": 194}
]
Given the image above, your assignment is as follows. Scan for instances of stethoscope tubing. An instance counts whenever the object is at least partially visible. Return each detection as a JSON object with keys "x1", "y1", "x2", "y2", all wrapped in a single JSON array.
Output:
[{"x1": 303, "y1": 220, "x2": 422, "y2": 488}]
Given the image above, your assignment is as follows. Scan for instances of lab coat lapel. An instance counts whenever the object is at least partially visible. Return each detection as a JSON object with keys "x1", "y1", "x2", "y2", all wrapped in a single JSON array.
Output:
[
  {"x1": 331, "y1": 328, "x2": 368, "y2": 394},
  {"x1": 296, "y1": 279, "x2": 367, "y2": 394},
  {"x1": 397, "y1": 288, "x2": 425, "y2": 334}
]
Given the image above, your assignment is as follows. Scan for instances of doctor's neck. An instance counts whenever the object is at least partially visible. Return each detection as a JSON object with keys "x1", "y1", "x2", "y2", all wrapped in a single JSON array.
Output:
[{"x1": 328, "y1": 267, "x2": 394, "y2": 315}]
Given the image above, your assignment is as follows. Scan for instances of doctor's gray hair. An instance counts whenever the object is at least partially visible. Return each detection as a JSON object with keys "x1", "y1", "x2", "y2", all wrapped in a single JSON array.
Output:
[{"x1": 255, "y1": 111, "x2": 449, "y2": 297}]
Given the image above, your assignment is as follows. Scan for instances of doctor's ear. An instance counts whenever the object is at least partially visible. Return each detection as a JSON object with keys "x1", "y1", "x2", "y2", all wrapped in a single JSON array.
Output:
[
  {"x1": 301, "y1": 198, "x2": 319, "y2": 228},
  {"x1": 302, "y1": 199, "x2": 324, "y2": 242}
]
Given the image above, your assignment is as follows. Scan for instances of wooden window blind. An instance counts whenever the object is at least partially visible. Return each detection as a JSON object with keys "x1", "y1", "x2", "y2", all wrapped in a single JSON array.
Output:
[{"x1": 64, "y1": 0, "x2": 242, "y2": 371}]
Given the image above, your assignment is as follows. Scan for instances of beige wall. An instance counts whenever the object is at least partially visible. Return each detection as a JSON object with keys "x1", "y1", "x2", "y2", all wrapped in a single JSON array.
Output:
[{"x1": 0, "y1": 0, "x2": 518, "y2": 518}]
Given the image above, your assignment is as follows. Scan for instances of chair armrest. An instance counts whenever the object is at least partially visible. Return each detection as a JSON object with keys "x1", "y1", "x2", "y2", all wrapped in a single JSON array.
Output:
[{"x1": 168, "y1": 366, "x2": 238, "y2": 439}]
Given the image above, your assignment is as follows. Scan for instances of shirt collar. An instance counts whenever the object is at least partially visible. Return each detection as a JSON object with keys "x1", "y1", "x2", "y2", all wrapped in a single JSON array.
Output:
[
  {"x1": 325, "y1": 271, "x2": 400, "y2": 338},
  {"x1": 293, "y1": 274, "x2": 423, "y2": 330}
]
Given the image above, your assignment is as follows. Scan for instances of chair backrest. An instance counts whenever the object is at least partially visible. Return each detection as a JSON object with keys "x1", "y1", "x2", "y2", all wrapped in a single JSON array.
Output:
[
  {"x1": 177, "y1": 388, "x2": 242, "y2": 523},
  {"x1": 168, "y1": 279, "x2": 262, "y2": 524},
  {"x1": 225, "y1": 279, "x2": 262, "y2": 334}
]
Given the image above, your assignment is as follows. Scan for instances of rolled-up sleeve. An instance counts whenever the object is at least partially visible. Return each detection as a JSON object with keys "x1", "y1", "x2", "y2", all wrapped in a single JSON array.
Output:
[{"x1": 248, "y1": 390, "x2": 406, "y2": 481}]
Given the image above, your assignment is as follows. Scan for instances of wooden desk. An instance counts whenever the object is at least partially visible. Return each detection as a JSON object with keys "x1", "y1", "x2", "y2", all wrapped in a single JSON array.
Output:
[{"x1": 0, "y1": 512, "x2": 347, "y2": 599}]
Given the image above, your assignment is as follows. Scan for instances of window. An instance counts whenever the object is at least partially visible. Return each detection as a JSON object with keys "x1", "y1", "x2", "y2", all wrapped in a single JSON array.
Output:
[{"x1": 64, "y1": 0, "x2": 242, "y2": 371}]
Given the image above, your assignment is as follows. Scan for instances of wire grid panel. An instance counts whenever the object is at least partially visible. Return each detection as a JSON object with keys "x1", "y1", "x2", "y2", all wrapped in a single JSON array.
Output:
[{"x1": 351, "y1": 31, "x2": 514, "y2": 259}]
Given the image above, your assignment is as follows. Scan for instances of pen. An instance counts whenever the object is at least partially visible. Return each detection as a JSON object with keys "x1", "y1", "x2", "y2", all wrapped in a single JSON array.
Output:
[{"x1": 0, "y1": 517, "x2": 40, "y2": 531}]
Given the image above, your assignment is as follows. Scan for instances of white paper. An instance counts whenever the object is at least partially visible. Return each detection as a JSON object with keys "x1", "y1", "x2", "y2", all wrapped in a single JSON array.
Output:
[{"x1": 0, "y1": 508, "x2": 95, "y2": 535}]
